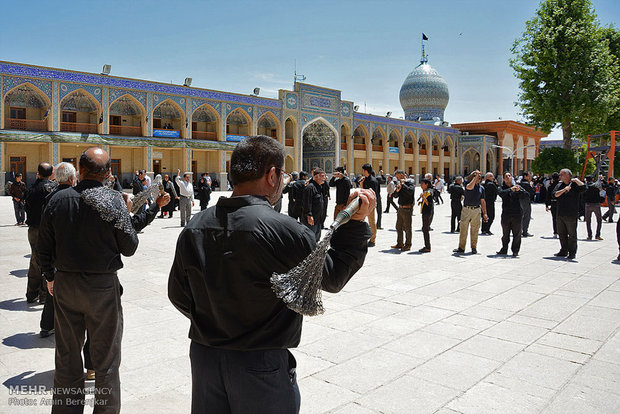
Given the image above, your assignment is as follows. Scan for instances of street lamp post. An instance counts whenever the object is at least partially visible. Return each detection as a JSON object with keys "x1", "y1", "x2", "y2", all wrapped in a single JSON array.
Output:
[{"x1": 492, "y1": 144, "x2": 536, "y2": 175}]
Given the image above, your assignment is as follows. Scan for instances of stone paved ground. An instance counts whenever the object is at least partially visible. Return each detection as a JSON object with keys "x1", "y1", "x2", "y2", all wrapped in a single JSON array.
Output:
[{"x1": 1, "y1": 188, "x2": 619, "y2": 413}]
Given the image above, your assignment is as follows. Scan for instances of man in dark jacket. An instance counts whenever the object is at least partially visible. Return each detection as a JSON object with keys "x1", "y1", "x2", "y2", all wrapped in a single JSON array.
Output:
[
  {"x1": 448, "y1": 176, "x2": 465, "y2": 233},
  {"x1": 481, "y1": 173, "x2": 498, "y2": 235},
  {"x1": 496, "y1": 172, "x2": 529, "y2": 257},
  {"x1": 328, "y1": 166, "x2": 352, "y2": 219},
  {"x1": 583, "y1": 175, "x2": 603, "y2": 240},
  {"x1": 302, "y1": 168, "x2": 327, "y2": 241},
  {"x1": 602, "y1": 177, "x2": 618, "y2": 223},
  {"x1": 168, "y1": 135, "x2": 373, "y2": 413},
  {"x1": 391, "y1": 170, "x2": 415, "y2": 250},
  {"x1": 361, "y1": 163, "x2": 380, "y2": 246},
  {"x1": 197, "y1": 173, "x2": 212, "y2": 211},
  {"x1": 289, "y1": 171, "x2": 307, "y2": 221},
  {"x1": 519, "y1": 171, "x2": 535, "y2": 237},
  {"x1": 37, "y1": 148, "x2": 141, "y2": 412},
  {"x1": 9, "y1": 173, "x2": 26, "y2": 225},
  {"x1": 282, "y1": 171, "x2": 299, "y2": 217},
  {"x1": 24, "y1": 162, "x2": 56, "y2": 303},
  {"x1": 545, "y1": 172, "x2": 560, "y2": 237},
  {"x1": 132, "y1": 169, "x2": 146, "y2": 195},
  {"x1": 160, "y1": 174, "x2": 178, "y2": 218},
  {"x1": 552, "y1": 168, "x2": 585, "y2": 260}
]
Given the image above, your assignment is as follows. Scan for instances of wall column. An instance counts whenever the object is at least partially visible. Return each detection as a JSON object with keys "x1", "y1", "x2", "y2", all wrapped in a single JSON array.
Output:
[
  {"x1": 347, "y1": 136, "x2": 354, "y2": 173},
  {"x1": 52, "y1": 82, "x2": 60, "y2": 131},
  {"x1": 102, "y1": 88, "x2": 109, "y2": 134},
  {"x1": 439, "y1": 146, "x2": 445, "y2": 177},
  {"x1": 0, "y1": 75, "x2": 4, "y2": 130}
]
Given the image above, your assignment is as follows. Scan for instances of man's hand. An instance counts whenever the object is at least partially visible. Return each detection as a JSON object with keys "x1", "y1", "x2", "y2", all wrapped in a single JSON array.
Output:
[
  {"x1": 177, "y1": 169, "x2": 181, "y2": 175},
  {"x1": 483, "y1": 213, "x2": 489, "y2": 222},
  {"x1": 47, "y1": 281, "x2": 54, "y2": 297},
  {"x1": 192, "y1": 201, "x2": 195, "y2": 207},
  {"x1": 350, "y1": 188, "x2": 376, "y2": 221},
  {"x1": 156, "y1": 193, "x2": 171, "y2": 208},
  {"x1": 546, "y1": 206, "x2": 550, "y2": 212},
  {"x1": 511, "y1": 185, "x2": 521, "y2": 192},
  {"x1": 307, "y1": 215, "x2": 315, "y2": 226},
  {"x1": 121, "y1": 192, "x2": 133, "y2": 212}
]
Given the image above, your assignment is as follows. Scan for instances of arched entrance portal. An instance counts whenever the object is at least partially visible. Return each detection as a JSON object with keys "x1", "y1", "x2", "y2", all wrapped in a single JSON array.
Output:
[{"x1": 302, "y1": 119, "x2": 336, "y2": 173}]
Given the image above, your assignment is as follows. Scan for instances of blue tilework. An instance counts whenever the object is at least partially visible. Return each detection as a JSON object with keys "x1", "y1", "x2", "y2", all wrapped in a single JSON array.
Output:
[
  {"x1": 2, "y1": 75, "x2": 52, "y2": 101},
  {"x1": 0, "y1": 62, "x2": 281, "y2": 109},
  {"x1": 153, "y1": 94, "x2": 186, "y2": 112},
  {"x1": 192, "y1": 98, "x2": 220, "y2": 113},
  {"x1": 60, "y1": 83, "x2": 102, "y2": 104},
  {"x1": 109, "y1": 88, "x2": 147, "y2": 109},
  {"x1": 225, "y1": 103, "x2": 253, "y2": 118}
]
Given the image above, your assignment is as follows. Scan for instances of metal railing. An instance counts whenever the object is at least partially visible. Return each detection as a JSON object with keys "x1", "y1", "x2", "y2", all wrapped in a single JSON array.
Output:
[
  {"x1": 353, "y1": 143, "x2": 366, "y2": 151},
  {"x1": 341, "y1": 143, "x2": 347, "y2": 150},
  {"x1": 372, "y1": 145, "x2": 383, "y2": 152},
  {"x1": 192, "y1": 131, "x2": 217, "y2": 140},
  {"x1": 285, "y1": 139, "x2": 294, "y2": 147}
]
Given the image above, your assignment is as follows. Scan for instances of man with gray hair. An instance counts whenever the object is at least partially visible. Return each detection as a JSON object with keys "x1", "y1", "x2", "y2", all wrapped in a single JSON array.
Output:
[
  {"x1": 551, "y1": 168, "x2": 585, "y2": 260},
  {"x1": 176, "y1": 169, "x2": 195, "y2": 227},
  {"x1": 39, "y1": 161, "x2": 77, "y2": 337}
]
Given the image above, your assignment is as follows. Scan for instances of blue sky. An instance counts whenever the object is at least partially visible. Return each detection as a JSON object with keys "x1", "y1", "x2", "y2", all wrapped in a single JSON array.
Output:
[{"x1": 1, "y1": 0, "x2": 618, "y2": 139}]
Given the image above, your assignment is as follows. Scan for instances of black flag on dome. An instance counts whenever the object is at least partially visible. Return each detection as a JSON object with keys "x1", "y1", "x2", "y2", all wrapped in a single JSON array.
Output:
[{"x1": 422, "y1": 33, "x2": 428, "y2": 40}]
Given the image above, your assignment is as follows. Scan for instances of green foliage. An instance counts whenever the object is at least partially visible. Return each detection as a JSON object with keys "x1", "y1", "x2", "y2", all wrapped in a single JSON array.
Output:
[
  {"x1": 511, "y1": 0, "x2": 620, "y2": 149},
  {"x1": 531, "y1": 147, "x2": 579, "y2": 174}
]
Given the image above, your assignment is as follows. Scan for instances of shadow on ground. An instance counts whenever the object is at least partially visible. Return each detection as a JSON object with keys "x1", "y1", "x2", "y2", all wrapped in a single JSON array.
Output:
[
  {"x1": 0, "y1": 298, "x2": 41, "y2": 312},
  {"x1": 9, "y1": 269, "x2": 28, "y2": 278},
  {"x1": 3, "y1": 333, "x2": 55, "y2": 350},
  {"x1": 3, "y1": 370, "x2": 54, "y2": 390}
]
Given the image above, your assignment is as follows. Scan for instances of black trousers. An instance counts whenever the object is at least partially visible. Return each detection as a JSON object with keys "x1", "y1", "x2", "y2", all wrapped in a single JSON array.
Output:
[
  {"x1": 26, "y1": 227, "x2": 46, "y2": 302},
  {"x1": 550, "y1": 204, "x2": 558, "y2": 234},
  {"x1": 521, "y1": 200, "x2": 532, "y2": 234},
  {"x1": 302, "y1": 216, "x2": 322, "y2": 242},
  {"x1": 190, "y1": 341, "x2": 300, "y2": 414},
  {"x1": 482, "y1": 201, "x2": 495, "y2": 233},
  {"x1": 557, "y1": 215, "x2": 578, "y2": 255},
  {"x1": 422, "y1": 213, "x2": 433, "y2": 249},
  {"x1": 385, "y1": 194, "x2": 398, "y2": 212},
  {"x1": 616, "y1": 219, "x2": 620, "y2": 256},
  {"x1": 500, "y1": 215, "x2": 522, "y2": 254},
  {"x1": 52, "y1": 271, "x2": 123, "y2": 414},
  {"x1": 376, "y1": 197, "x2": 382, "y2": 228},
  {"x1": 450, "y1": 201, "x2": 462, "y2": 232}
]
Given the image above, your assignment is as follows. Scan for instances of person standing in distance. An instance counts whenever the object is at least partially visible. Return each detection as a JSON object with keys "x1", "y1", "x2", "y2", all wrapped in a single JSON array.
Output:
[
  {"x1": 176, "y1": 169, "x2": 195, "y2": 227},
  {"x1": 481, "y1": 173, "x2": 498, "y2": 235},
  {"x1": 302, "y1": 168, "x2": 327, "y2": 241},
  {"x1": 391, "y1": 170, "x2": 415, "y2": 251},
  {"x1": 453, "y1": 170, "x2": 488, "y2": 255},
  {"x1": 168, "y1": 135, "x2": 373, "y2": 414},
  {"x1": 496, "y1": 172, "x2": 529, "y2": 257},
  {"x1": 448, "y1": 176, "x2": 464, "y2": 233},
  {"x1": 360, "y1": 163, "x2": 379, "y2": 247},
  {"x1": 328, "y1": 166, "x2": 352, "y2": 219}
]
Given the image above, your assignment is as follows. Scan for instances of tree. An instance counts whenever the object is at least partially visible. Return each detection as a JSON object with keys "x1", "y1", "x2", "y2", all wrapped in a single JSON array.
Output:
[
  {"x1": 511, "y1": 0, "x2": 619, "y2": 149},
  {"x1": 531, "y1": 147, "x2": 579, "y2": 174}
]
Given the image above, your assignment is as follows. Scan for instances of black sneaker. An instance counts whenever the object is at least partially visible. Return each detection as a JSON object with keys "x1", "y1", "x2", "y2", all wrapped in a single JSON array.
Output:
[
  {"x1": 554, "y1": 251, "x2": 567, "y2": 257},
  {"x1": 367, "y1": 241, "x2": 375, "y2": 247},
  {"x1": 40, "y1": 329, "x2": 54, "y2": 338},
  {"x1": 453, "y1": 248, "x2": 465, "y2": 254},
  {"x1": 418, "y1": 247, "x2": 431, "y2": 253},
  {"x1": 496, "y1": 250, "x2": 508, "y2": 255},
  {"x1": 512, "y1": 252, "x2": 519, "y2": 257},
  {"x1": 566, "y1": 253, "x2": 576, "y2": 260},
  {"x1": 487, "y1": 231, "x2": 493, "y2": 236},
  {"x1": 471, "y1": 248, "x2": 478, "y2": 255}
]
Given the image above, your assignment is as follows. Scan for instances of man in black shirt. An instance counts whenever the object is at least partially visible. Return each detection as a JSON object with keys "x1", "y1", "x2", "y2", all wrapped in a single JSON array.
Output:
[
  {"x1": 329, "y1": 166, "x2": 352, "y2": 219},
  {"x1": 519, "y1": 171, "x2": 535, "y2": 237},
  {"x1": 551, "y1": 168, "x2": 585, "y2": 259},
  {"x1": 391, "y1": 170, "x2": 415, "y2": 250},
  {"x1": 303, "y1": 169, "x2": 327, "y2": 241},
  {"x1": 9, "y1": 173, "x2": 26, "y2": 225},
  {"x1": 481, "y1": 173, "x2": 498, "y2": 235},
  {"x1": 168, "y1": 135, "x2": 373, "y2": 414},
  {"x1": 496, "y1": 172, "x2": 529, "y2": 257},
  {"x1": 361, "y1": 163, "x2": 380, "y2": 247},
  {"x1": 545, "y1": 173, "x2": 560, "y2": 237},
  {"x1": 24, "y1": 162, "x2": 56, "y2": 303},
  {"x1": 38, "y1": 148, "x2": 141, "y2": 412},
  {"x1": 448, "y1": 176, "x2": 465, "y2": 233},
  {"x1": 583, "y1": 175, "x2": 603, "y2": 240},
  {"x1": 282, "y1": 171, "x2": 299, "y2": 217},
  {"x1": 454, "y1": 170, "x2": 488, "y2": 255},
  {"x1": 290, "y1": 171, "x2": 308, "y2": 221}
]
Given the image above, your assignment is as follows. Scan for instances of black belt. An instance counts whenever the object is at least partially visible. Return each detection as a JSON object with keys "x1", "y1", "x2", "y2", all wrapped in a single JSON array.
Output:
[{"x1": 464, "y1": 205, "x2": 480, "y2": 209}]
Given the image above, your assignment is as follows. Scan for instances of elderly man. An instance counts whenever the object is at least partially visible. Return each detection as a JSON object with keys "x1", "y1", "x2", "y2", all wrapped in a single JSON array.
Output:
[
  {"x1": 25, "y1": 162, "x2": 56, "y2": 303},
  {"x1": 303, "y1": 168, "x2": 327, "y2": 241},
  {"x1": 551, "y1": 168, "x2": 585, "y2": 260},
  {"x1": 39, "y1": 161, "x2": 78, "y2": 338},
  {"x1": 176, "y1": 169, "x2": 195, "y2": 227},
  {"x1": 496, "y1": 172, "x2": 529, "y2": 257},
  {"x1": 168, "y1": 135, "x2": 373, "y2": 413},
  {"x1": 37, "y1": 148, "x2": 137, "y2": 412}
]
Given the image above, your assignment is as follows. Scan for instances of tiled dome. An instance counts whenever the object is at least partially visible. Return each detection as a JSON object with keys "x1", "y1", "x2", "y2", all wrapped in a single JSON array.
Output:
[{"x1": 399, "y1": 61, "x2": 449, "y2": 122}]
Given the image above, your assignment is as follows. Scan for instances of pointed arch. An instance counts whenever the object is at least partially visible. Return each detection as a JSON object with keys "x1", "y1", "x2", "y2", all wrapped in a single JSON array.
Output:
[
  {"x1": 340, "y1": 122, "x2": 351, "y2": 146},
  {"x1": 226, "y1": 108, "x2": 252, "y2": 137},
  {"x1": 301, "y1": 117, "x2": 338, "y2": 172},
  {"x1": 404, "y1": 131, "x2": 415, "y2": 154},
  {"x1": 3, "y1": 82, "x2": 51, "y2": 131},
  {"x1": 257, "y1": 111, "x2": 281, "y2": 140},
  {"x1": 153, "y1": 98, "x2": 186, "y2": 138},
  {"x1": 191, "y1": 103, "x2": 220, "y2": 140},
  {"x1": 419, "y1": 133, "x2": 430, "y2": 154},
  {"x1": 109, "y1": 93, "x2": 145, "y2": 136},
  {"x1": 59, "y1": 88, "x2": 101, "y2": 134},
  {"x1": 284, "y1": 116, "x2": 297, "y2": 147},
  {"x1": 353, "y1": 124, "x2": 368, "y2": 148},
  {"x1": 388, "y1": 129, "x2": 401, "y2": 148}
]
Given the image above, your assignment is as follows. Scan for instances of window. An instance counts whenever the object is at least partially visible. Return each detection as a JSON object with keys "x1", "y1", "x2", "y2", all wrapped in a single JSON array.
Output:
[
  {"x1": 110, "y1": 115, "x2": 121, "y2": 126},
  {"x1": 10, "y1": 156, "x2": 26, "y2": 175},
  {"x1": 62, "y1": 112, "x2": 76, "y2": 123},
  {"x1": 153, "y1": 118, "x2": 162, "y2": 129},
  {"x1": 111, "y1": 159, "x2": 121, "y2": 177},
  {"x1": 10, "y1": 107, "x2": 25, "y2": 119}
]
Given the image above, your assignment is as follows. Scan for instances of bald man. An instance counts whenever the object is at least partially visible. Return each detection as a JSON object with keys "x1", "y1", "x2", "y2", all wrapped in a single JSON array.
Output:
[{"x1": 37, "y1": 147, "x2": 139, "y2": 412}]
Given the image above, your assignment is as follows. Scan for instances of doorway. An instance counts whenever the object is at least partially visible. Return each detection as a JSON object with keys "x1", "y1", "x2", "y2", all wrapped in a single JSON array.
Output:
[{"x1": 153, "y1": 159, "x2": 161, "y2": 175}]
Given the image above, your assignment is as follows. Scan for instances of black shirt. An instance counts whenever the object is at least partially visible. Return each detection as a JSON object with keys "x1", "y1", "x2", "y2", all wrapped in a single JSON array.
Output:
[
  {"x1": 329, "y1": 175, "x2": 352, "y2": 205},
  {"x1": 167, "y1": 195, "x2": 371, "y2": 350},
  {"x1": 37, "y1": 180, "x2": 139, "y2": 281},
  {"x1": 25, "y1": 178, "x2": 56, "y2": 227},
  {"x1": 552, "y1": 181, "x2": 586, "y2": 216},
  {"x1": 361, "y1": 175, "x2": 380, "y2": 198},
  {"x1": 448, "y1": 183, "x2": 465, "y2": 202},
  {"x1": 498, "y1": 183, "x2": 529, "y2": 216},
  {"x1": 421, "y1": 189, "x2": 434, "y2": 215},
  {"x1": 463, "y1": 182, "x2": 485, "y2": 207},
  {"x1": 483, "y1": 181, "x2": 498, "y2": 203},
  {"x1": 584, "y1": 182, "x2": 602, "y2": 204},
  {"x1": 393, "y1": 180, "x2": 415, "y2": 206},
  {"x1": 302, "y1": 180, "x2": 325, "y2": 219}
]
